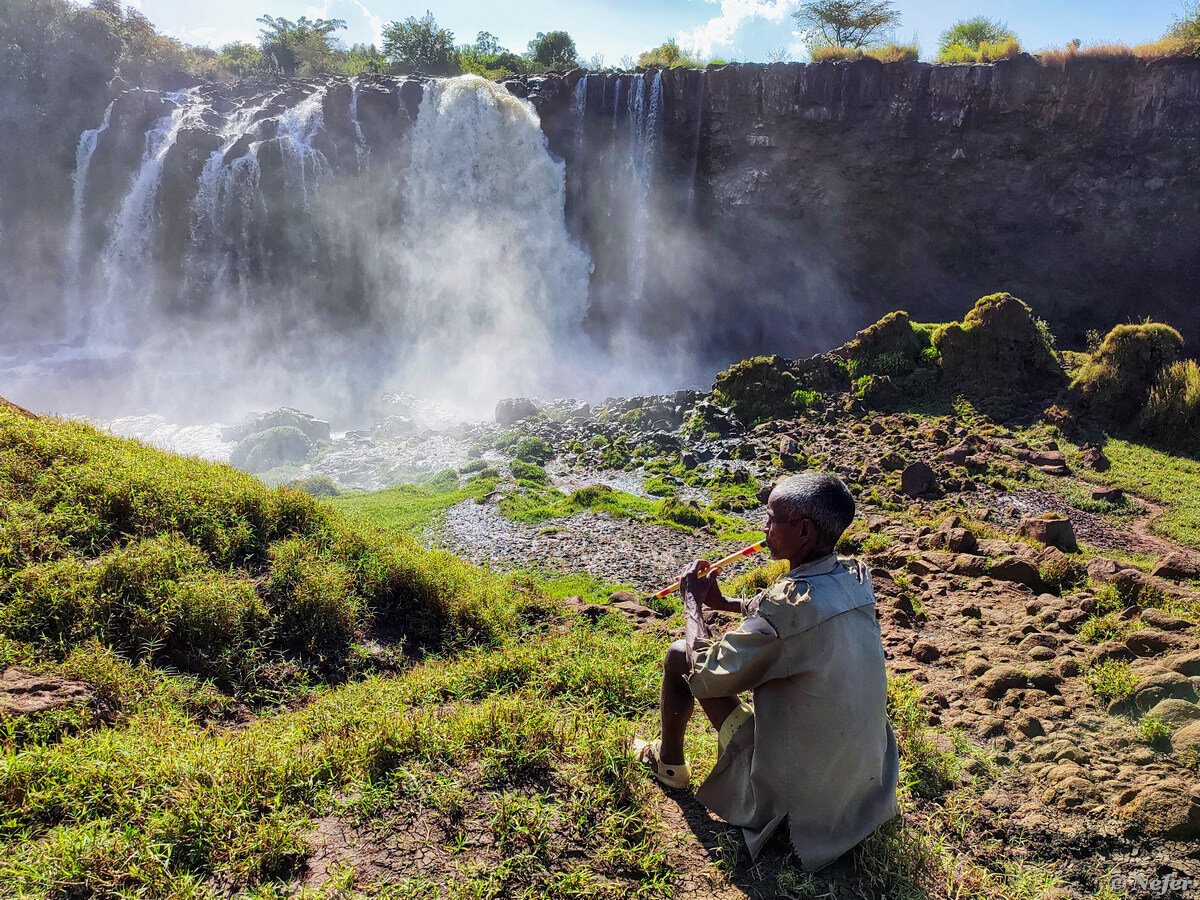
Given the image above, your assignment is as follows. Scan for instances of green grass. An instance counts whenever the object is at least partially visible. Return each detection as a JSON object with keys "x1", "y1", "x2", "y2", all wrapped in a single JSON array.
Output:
[
  {"x1": 1072, "y1": 438, "x2": 1200, "y2": 549},
  {"x1": 1084, "y1": 659, "x2": 1140, "y2": 702},
  {"x1": 330, "y1": 469, "x2": 498, "y2": 537}
]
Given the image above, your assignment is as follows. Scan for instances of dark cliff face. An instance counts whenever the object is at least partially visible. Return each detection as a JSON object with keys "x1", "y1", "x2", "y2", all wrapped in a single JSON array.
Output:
[{"x1": 539, "y1": 57, "x2": 1200, "y2": 358}]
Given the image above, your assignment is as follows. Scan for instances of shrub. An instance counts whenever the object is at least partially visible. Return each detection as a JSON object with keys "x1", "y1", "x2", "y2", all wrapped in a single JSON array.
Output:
[
  {"x1": 937, "y1": 17, "x2": 1016, "y2": 57},
  {"x1": 711, "y1": 356, "x2": 806, "y2": 425},
  {"x1": 285, "y1": 475, "x2": 339, "y2": 497},
  {"x1": 1070, "y1": 322, "x2": 1184, "y2": 426},
  {"x1": 937, "y1": 36, "x2": 1022, "y2": 63},
  {"x1": 638, "y1": 39, "x2": 704, "y2": 68},
  {"x1": 510, "y1": 460, "x2": 549, "y2": 485},
  {"x1": 1084, "y1": 659, "x2": 1139, "y2": 701},
  {"x1": 1137, "y1": 359, "x2": 1200, "y2": 454},
  {"x1": 865, "y1": 42, "x2": 919, "y2": 62},
  {"x1": 512, "y1": 436, "x2": 553, "y2": 465},
  {"x1": 811, "y1": 45, "x2": 863, "y2": 62},
  {"x1": 1137, "y1": 713, "x2": 1171, "y2": 746}
]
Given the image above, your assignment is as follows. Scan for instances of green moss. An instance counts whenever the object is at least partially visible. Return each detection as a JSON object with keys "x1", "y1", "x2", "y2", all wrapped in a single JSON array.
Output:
[
  {"x1": 1137, "y1": 358, "x2": 1200, "y2": 453},
  {"x1": 711, "y1": 356, "x2": 802, "y2": 425},
  {"x1": 512, "y1": 436, "x2": 553, "y2": 464},
  {"x1": 1070, "y1": 321, "x2": 1184, "y2": 426},
  {"x1": 510, "y1": 460, "x2": 549, "y2": 485}
]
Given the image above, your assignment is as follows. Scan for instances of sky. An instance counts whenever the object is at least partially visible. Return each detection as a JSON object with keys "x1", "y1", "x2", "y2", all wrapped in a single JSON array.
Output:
[{"x1": 133, "y1": 0, "x2": 1194, "y2": 65}]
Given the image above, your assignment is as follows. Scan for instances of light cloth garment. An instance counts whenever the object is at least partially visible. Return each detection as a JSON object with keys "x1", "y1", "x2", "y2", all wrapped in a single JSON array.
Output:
[{"x1": 687, "y1": 552, "x2": 900, "y2": 870}]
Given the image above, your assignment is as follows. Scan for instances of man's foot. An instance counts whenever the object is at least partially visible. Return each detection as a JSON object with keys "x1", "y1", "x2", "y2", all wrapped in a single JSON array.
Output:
[{"x1": 632, "y1": 738, "x2": 691, "y2": 789}]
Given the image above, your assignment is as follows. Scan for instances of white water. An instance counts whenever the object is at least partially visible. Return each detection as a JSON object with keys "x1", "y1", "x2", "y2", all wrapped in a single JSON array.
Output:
[
  {"x1": 626, "y1": 72, "x2": 663, "y2": 304},
  {"x1": 350, "y1": 78, "x2": 369, "y2": 171},
  {"x1": 64, "y1": 101, "x2": 114, "y2": 336},
  {"x1": 278, "y1": 88, "x2": 330, "y2": 212},
  {"x1": 96, "y1": 89, "x2": 199, "y2": 347},
  {"x1": 394, "y1": 76, "x2": 592, "y2": 411}
]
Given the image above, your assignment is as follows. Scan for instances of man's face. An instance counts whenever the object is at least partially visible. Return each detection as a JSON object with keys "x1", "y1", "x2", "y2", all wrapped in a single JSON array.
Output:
[{"x1": 764, "y1": 497, "x2": 808, "y2": 562}]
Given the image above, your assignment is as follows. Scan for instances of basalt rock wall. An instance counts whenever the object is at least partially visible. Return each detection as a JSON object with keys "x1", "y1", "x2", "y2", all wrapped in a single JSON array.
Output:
[{"x1": 539, "y1": 57, "x2": 1200, "y2": 357}]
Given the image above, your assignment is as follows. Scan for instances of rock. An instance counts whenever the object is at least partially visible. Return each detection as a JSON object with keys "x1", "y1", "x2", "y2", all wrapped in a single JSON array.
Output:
[
  {"x1": 1080, "y1": 446, "x2": 1110, "y2": 471},
  {"x1": 756, "y1": 481, "x2": 775, "y2": 504},
  {"x1": 975, "y1": 665, "x2": 1027, "y2": 699},
  {"x1": 495, "y1": 397, "x2": 540, "y2": 426},
  {"x1": 1089, "y1": 486, "x2": 1124, "y2": 503},
  {"x1": 1015, "y1": 714, "x2": 1045, "y2": 737},
  {"x1": 1114, "y1": 780, "x2": 1200, "y2": 839},
  {"x1": 1056, "y1": 657, "x2": 1082, "y2": 678},
  {"x1": 1017, "y1": 514, "x2": 1078, "y2": 553},
  {"x1": 900, "y1": 462, "x2": 935, "y2": 497},
  {"x1": 941, "y1": 444, "x2": 971, "y2": 466},
  {"x1": 911, "y1": 640, "x2": 941, "y2": 662},
  {"x1": 1173, "y1": 721, "x2": 1200, "y2": 755},
  {"x1": 1166, "y1": 651, "x2": 1200, "y2": 677},
  {"x1": 1139, "y1": 608, "x2": 1195, "y2": 632},
  {"x1": 1150, "y1": 552, "x2": 1200, "y2": 582},
  {"x1": 1130, "y1": 672, "x2": 1198, "y2": 708},
  {"x1": 608, "y1": 590, "x2": 639, "y2": 605},
  {"x1": 1126, "y1": 629, "x2": 1185, "y2": 657},
  {"x1": 879, "y1": 450, "x2": 906, "y2": 472},
  {"x1": 1017, "y1": 448, "x2": 1071, "y2": 476},
  {"x1": 988, "y1": 556, "x2": 1043, "y2": 591},
  {"x1": 1146, "y1": 699, "x2": 1200, "y2": 727},
  {"x1": 0, "y1": 669, "x2": 97, "y2": 716},
  {"x1": 229, "y1": 426, "x2": 313, "y2": 473},
  {"x1": 222, "y1": 407, "x2": 331, "y2": 444}
]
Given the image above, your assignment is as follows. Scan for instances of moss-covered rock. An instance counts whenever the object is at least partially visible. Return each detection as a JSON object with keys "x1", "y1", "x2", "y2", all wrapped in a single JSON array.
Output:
[
  {"x1": 933, "y1": 293, "x2": 1066, "y2": 412},
  {"x1": 1070, "y1": 322, "x2": 1184, "y2": 427},
  {"x1": 711, "y1": 355, "x2": 804, "y2": 425},
  {"x1": 835, "y1": 311, "x2": 935, "y2": 375},
  {"x1": 230, "y1": 426, "x2": 313, "y2": 473}
]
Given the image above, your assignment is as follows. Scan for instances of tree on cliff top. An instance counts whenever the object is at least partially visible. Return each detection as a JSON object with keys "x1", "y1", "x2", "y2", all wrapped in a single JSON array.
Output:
[
  {"x1": 257, "y1": 15, "x2": 346, "y2": 77},
  {"x1": 382, "y1": 11, "x2": 458, "y2": 75},
  {"x1": 1167, "y1": 1, "x2": 1200, "y2": 55},
  {"x1": 792, "y1": 0, "x2": 901, "y2": 49},
  {"x1": 937, "y1": 17, "x2": 1016, "y2": 54},
  {"x1": 527, "y1": 31, "x2": 578, "y2": 68}
]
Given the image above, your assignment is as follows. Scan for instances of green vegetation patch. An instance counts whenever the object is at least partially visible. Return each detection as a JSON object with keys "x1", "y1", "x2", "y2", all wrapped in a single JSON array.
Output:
[
  {"x1": 0, "y1": 408, "x2": 531, "y2": 693},
  {"x1": 1071, "y1": 321, "x2": 1184, "y2": 428},
  {"x1": 331, "y1": 469, "x2": 497, "y2": 536}
]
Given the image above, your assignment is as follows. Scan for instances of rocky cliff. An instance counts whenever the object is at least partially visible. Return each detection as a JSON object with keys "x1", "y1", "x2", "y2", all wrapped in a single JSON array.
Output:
[{"x1": 538, "y1": 57, "x2": 1200, "y2": 358}]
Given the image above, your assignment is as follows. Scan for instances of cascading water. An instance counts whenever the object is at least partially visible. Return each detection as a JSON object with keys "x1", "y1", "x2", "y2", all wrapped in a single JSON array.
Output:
[
  {"x1": 349, "y1": 78, "x2": 369, "y2": 171},
  {"x1": 625, "y1": 72, "x2": 663, "y2": 305},
  {"x1": 395, "y1": 76, "x2": 592, "y2": 409},
  {"x1": 96, "y1": 89, "x2": 200, "y2": 347},
  {"x1": 278, "y1": 88, "x2": 329, "y2": 212},
  {"x1": 63, "y1": 100, "x2": 115, "y2": 340}
]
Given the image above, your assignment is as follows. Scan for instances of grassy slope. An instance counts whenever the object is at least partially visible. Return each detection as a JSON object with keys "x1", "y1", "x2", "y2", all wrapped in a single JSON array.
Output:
[{"x1": 0, "y1": 409, "x2": 1066, "y2": 898}]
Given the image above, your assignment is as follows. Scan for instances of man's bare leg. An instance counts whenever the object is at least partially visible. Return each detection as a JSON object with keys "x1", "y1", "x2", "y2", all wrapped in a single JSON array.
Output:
[{"x1": 659, "y1": 639, "x2": 739, "y2": 764}]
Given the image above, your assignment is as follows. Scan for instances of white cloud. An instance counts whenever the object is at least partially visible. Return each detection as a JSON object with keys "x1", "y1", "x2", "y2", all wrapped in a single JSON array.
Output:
[
  {"x1": 305, "y1": 0, "x2": 385, "y2": 44},
  {"x1": 169, "y1": 24, "x2": 259, "y2": 49},
  {"x1": 678, "y1": 0, "x2": 802, "y2": 57}
]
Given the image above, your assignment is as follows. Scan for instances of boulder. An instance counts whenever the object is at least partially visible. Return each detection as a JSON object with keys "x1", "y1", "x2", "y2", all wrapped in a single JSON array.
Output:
[
  {"x1": 229, "y1": 426, "x2": 313, "y2": 473},
  {"x1": 900, "y1": 461, "x2": 935, "y2": 497},
  {"x1": 974, "y1": 665, "x2": 1027, "y2": 699},
  {"x1": 1129, "y1": 671, "x2": 1198, "y2": 708},
  {"x1": 0, "y1": 669, "x2": 97, "y2": 716},
  {"x1": 988, "y1": 556, "x2": 1043, "y2": 591},
  {"x1": 1139, "y1": 608, "x2": 1195, "y2": 632},
  {"x1": 495, "y1": 397, "x2": 541, "y2": 426},
  {"x1": 1145, "y1": 699, "x2": 1200, "y2": 727},
  {"x1": 1113, "y1": 779, "x2": 1200, "y2": 839},
  {"x1": 1017, "y1": 514, "x2": 1078, "y2": 553},
  {"x1": 1173, "y1": 720, "x2": 1200, "y2": 755},
  {"x1": 1126, "y1": 629, "x2": 1186, "y2": 657},
  {"x1": 1090, "y1": 486, "x2": 1124, "y2": 503},
  {"x1": 1080, "y1": 446, "x2": 1110, "y2": 471},
  {"x1": 1151, "y1": 552, "x2": 1200, "y2": 582},
  {"x1": 222, "y1": 407, "x2": 331, "y2": 444}
]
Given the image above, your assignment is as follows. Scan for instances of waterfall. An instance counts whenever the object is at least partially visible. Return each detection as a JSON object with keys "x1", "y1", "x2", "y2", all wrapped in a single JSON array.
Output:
[
  {"x1": 395, "y1": 75, "x2": 592, "y2": 408},
  {"x1": 95, "y1": 89, "x2": 199, "y2": 346},
  {"x1": 63, "y1": 100, "x2": 115, "y2": 339},
  {"x1": 278, "y1": 88, "x2": 329, "y2": 212},
  {"x1": 188, "y1": 99, "x2": 271, "y2": 310},
  {"x1": 626, "y1": 72, "x2": 663, "y2": 307},
  {"x1": 350, "y1": 78, "x2": 369, "y2": 171}
]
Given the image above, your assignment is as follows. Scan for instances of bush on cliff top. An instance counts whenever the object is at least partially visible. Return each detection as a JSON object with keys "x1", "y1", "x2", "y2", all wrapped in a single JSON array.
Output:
[
  {"x1": 0, "y1": 405, "x2": 540, "y2": 693},
  {"x1": 711, "y1": 355, "x2": 806, "y2": 425}
]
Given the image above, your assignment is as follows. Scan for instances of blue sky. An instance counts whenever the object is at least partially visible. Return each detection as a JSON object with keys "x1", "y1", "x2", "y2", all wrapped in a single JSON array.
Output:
[{"x1": 136, "y1": 0, "x2": 1194, "y2": 64}]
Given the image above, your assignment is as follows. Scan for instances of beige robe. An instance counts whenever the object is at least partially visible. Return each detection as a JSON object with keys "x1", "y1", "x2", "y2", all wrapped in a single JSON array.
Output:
[{"x1": 687, "y1": 553, "x2": 899, "y2": 869}]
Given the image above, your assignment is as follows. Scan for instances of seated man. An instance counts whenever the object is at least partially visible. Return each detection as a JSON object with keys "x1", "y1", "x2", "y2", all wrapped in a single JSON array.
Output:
[{"x1": 634, "y1": 472, "x2": 899, "y2": 870}]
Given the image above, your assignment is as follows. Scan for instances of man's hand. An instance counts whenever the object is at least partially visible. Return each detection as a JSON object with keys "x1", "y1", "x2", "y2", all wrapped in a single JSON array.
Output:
[{"x1": 678, "y1": 559, "x2": 720, "y2": 608}]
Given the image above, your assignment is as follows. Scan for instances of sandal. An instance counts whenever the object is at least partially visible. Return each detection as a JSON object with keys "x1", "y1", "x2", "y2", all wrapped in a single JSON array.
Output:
[{"x1": 632, "y1": 738, "x2": 691, "y2": 789}]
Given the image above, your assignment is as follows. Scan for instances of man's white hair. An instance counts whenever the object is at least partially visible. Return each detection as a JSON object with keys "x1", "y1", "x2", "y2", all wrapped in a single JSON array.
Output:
[{"x1": 769, "y1": 473, "x2": 856, "y2": 555}]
